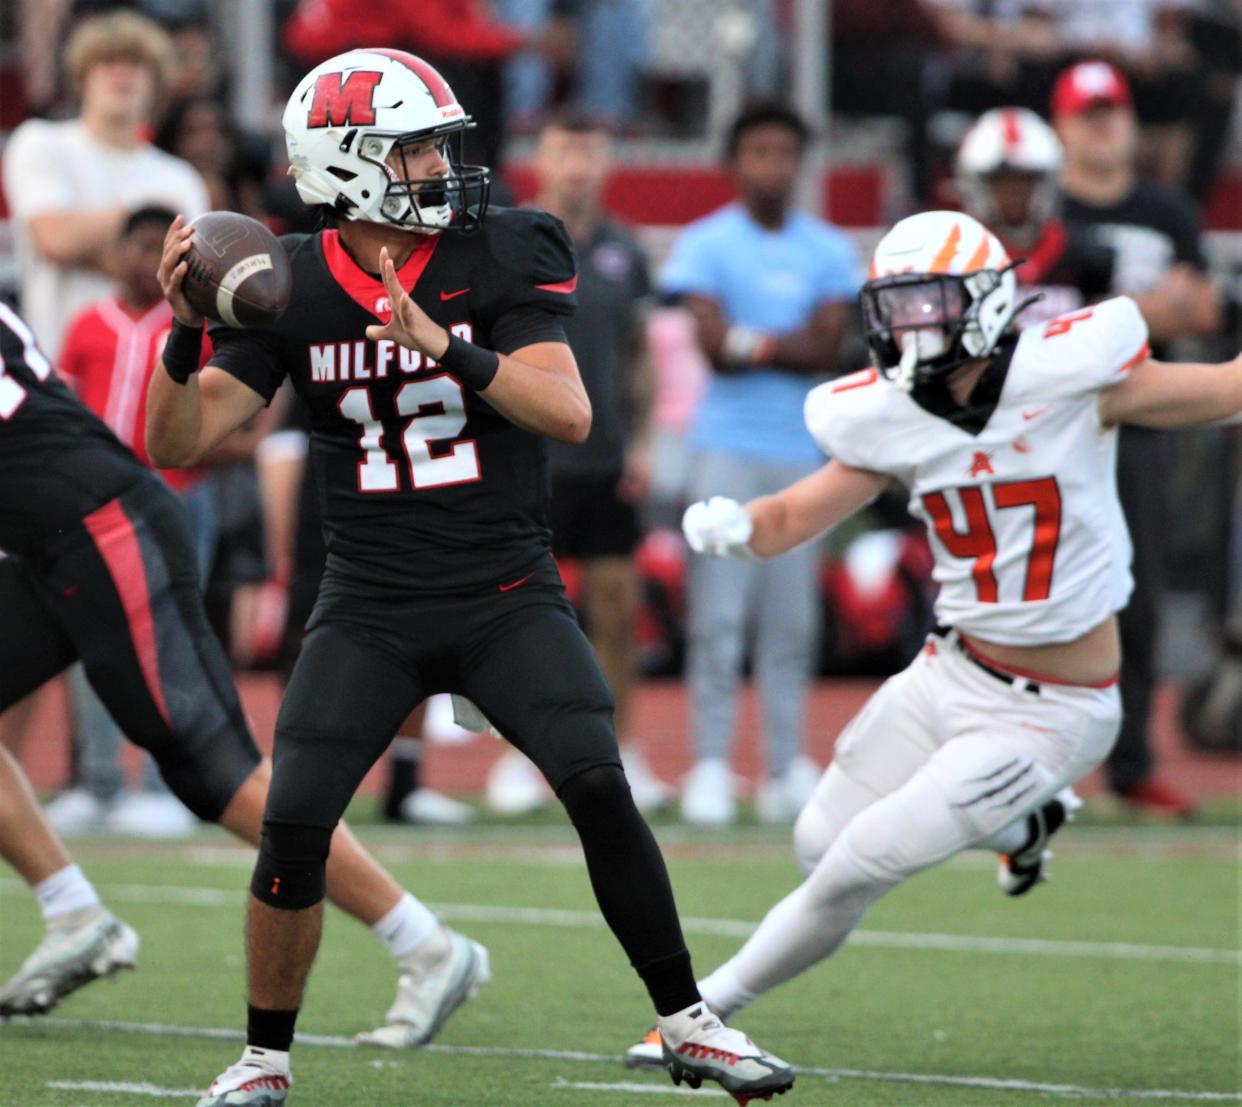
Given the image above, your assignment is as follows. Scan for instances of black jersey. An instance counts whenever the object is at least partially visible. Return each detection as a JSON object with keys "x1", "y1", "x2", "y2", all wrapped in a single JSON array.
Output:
[
  {"x1": 207, "y1": 207, "x2": 578, "y2": 596},
  {"x1": 0, "y1": 303, "x2": 144, "y2": 550},
  {"x1": 1006, "y1": 219, "x2": 1116, "y2": 326}
]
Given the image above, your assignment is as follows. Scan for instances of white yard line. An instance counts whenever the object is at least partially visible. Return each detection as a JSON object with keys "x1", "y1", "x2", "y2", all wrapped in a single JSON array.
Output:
[
  {"x1": 551, "y1": 1077, "x2": 728, "y2": 1097},
  {"x1": 26, "y1": 1018, "x2": 1241, "y2": 1103},
  {"x1": 2, "y1": 878, "x2": 1236, "y2": 966},
  {"x1": 46, "y1": 1082, "x2": 200, "y2": 1098}
]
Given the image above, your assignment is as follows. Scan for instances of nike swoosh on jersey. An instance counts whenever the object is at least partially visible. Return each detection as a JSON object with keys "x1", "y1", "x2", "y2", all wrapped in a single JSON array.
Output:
[
  {"x1": 498, "y1": 571, "x2": 534, "y2": 592},
  {"x1": 1022, "y1": 407, "x2": 1052, "y2": 421},
  {"x1": 439, "y1": 287, "x2": 471, "y2": 301}
]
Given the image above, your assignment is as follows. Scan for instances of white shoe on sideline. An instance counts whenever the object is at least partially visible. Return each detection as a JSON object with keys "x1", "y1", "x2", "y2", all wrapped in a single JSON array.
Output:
[
  {"x1": 485, "y1": 749, "x2": 550, "y2": 815},
  {"x1": 398, "y1": 788, "x2": 476, "y2": 825},
  {"x1": 356, "y1": 926, "x2": 491, "y2": 1048},
  {"x1": 44, "y1": 788, "x2": 108, "y2": 836},
  {"x1": 681, "y1": 759, "x2": 736, "y2": 826},
  {"x1": 106, "y1": 791, "x2": 197, "y2": 838},
  {"x1": 755, "y1": 756, "x2": 822, "y2": 824},
  {"x1": 197, "y1": 1048, "x2": 290, "y2": 1107},
  {"x1": 0, "y1": 906, "x2": 138, "y2": 1016},
  {"x1": 621, "y1": 744, "x2": 675, "y2": 812}
]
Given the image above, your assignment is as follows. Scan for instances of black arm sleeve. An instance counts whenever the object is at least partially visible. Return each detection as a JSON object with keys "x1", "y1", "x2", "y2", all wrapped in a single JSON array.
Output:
[{"x1": 205, "y1": 323, "x2": 287, "y2": 405}]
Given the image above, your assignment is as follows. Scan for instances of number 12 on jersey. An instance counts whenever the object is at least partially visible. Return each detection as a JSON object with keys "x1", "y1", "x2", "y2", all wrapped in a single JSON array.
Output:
[
  {"x1": 338, "y1": 374, "x2": 481, "y2": 492},
  {"x1": 923, "y1": 477, "x2": 1062, "y2": 603}
]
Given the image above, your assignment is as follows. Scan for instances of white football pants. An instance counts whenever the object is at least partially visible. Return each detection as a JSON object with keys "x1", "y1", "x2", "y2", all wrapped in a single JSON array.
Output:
[{"x1": 699, "y1": 630, "x2": 1121, "y2": 1017}]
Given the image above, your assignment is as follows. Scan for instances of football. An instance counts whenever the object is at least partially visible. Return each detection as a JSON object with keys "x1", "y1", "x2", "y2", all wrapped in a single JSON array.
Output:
[{"x1": 181, "y1": 211, "x2": 293, "y2": 328}]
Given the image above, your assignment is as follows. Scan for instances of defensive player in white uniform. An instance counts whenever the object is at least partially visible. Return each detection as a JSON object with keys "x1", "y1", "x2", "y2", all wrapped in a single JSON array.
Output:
[{"x1": 629, "y1": 209, "x2": 1241, "y2": 1050}]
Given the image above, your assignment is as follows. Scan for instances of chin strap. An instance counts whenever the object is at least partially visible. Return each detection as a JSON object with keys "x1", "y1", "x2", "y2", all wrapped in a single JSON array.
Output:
[{"x1": 893, "y1": 340, "x2": 920, "y2": 393}]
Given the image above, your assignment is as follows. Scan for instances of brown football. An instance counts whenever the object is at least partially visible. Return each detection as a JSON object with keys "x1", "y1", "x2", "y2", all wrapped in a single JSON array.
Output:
[{"x1": 182, "y1": 211, "x2": 292, "y2": 328}]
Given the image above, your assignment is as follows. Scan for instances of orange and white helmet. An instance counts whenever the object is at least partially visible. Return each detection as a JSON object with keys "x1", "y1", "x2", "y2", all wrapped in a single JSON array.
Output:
[
  {"x1": 861, "y1": 210, "x2": 1019, "y2": 391},
  {"x1": 956, "y1": 107, "x2": 1062, "y2": 242},
  {"x1": 282, "y1": 48, "x2": 490, "y2": 233}
]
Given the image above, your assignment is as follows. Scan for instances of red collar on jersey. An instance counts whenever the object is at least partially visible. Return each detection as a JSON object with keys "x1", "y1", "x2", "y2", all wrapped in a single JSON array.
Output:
[
  {"x1": 1003, "y1": 220, "x2": 1068, "y2": 287},
  {"x1": 320, "y1": 229, "x2": 441, "y2": 322}
]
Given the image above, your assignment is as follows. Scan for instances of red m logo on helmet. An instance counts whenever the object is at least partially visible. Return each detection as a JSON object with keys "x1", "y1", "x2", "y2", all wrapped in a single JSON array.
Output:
[{"x1": 307, "y1": 71, "x2": 382, "y2": 128}]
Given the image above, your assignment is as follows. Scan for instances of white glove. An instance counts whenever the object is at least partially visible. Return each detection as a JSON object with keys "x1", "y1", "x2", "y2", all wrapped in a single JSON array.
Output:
[{"x1": 682, "y1": 496, "x2": 755, "y2": 559}]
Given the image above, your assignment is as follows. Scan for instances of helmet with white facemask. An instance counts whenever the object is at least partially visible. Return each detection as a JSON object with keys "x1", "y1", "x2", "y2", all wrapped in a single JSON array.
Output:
[
  {"x1": 861, "y1": 211, "x2": 1022, "y2": 392},
  {"x1": 282, "y1": 48, "x2": 490, "y2": 233}
]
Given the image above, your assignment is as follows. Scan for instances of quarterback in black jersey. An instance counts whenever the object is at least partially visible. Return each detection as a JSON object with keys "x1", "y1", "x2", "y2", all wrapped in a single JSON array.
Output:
[
  {"x1": 0, "y1": 303, "x2": 486, "y2": 1036},
  {"x1": 149, "y1": 49, "x2": 793, "y2": 1107}
]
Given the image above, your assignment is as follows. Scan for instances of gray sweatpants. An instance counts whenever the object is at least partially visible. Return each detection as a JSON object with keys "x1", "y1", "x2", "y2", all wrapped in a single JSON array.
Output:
[{"x1": 687, "y1": 451, "x2": 822, "y2": 777}]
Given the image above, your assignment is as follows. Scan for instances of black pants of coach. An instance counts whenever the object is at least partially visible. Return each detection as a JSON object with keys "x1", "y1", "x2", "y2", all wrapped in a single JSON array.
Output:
[
  {"x1": 1108, "y1": 426, "x2": 1171, "y2": 794},
  {"x1": 0, "y1": 475, "x2": 260, "y2": 820}
]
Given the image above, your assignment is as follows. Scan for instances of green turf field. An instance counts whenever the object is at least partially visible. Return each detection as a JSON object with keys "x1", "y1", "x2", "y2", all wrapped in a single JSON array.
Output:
[{"x1": 1, "y1": 809, "x2": 1238, "y2": 1107}]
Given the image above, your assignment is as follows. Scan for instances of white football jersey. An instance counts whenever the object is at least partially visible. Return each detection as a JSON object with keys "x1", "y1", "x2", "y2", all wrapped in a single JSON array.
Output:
[{"x1": 805, "y1": 296, "x2": 1150, "y2": 646}]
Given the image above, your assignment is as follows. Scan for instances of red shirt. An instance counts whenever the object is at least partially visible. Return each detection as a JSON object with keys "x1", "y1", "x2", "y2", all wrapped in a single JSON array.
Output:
[{"x1": 57, "y1": 297, "x2": 208, "y2": 493}]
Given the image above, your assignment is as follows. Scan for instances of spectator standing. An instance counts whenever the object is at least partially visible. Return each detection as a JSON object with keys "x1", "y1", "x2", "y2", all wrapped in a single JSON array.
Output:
[
  {"x1": 1053, "y1": 60, "x2": 1223, "y2": 818},
  {"x1": 662, "y1": 103, "x2": 857, "y2": 825},
  {"x1": 3, "y1": 10, "x2": 209, "y2": 358},
  {"x1": 486, "y1": 113, "x2": 671, "y2": 814}
]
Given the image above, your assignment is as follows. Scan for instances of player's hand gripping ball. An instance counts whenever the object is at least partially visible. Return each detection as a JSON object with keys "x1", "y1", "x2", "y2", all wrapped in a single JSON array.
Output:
[{"x1": 178, "y1": 212, "x2": 293, "y2": 327}]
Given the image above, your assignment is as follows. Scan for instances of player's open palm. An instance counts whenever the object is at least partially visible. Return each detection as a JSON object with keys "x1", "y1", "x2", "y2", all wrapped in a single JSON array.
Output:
[
  {"x1": 157, "y1": 214, "x2": 203, "y2": 327},
  {"x1": 366, "y1": 246, "x2": 449, "y2": 359}
]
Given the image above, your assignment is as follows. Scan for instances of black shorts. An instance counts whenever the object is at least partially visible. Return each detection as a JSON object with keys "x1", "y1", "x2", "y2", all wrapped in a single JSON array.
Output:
[
  {"x1": 548, "y1": 468, "x2": 641, "y2": 560},
  {"x1": 264, "y1": 555, "x2": 620, "y2": 831},
  {"x1": 0, "y1": 475, "x2": 260, "y2": 820}
]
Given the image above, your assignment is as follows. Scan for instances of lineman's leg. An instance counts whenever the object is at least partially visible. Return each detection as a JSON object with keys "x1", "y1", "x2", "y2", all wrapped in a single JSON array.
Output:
[{"x1": 706, "y1": 686, "x2": 1116, "y2": 1020}]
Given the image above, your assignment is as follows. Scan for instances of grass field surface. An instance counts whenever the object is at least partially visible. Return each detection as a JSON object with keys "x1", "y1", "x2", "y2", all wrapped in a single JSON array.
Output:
[{"x1": 1, "y1": 809, "x2": 1238, "y2": 1107}]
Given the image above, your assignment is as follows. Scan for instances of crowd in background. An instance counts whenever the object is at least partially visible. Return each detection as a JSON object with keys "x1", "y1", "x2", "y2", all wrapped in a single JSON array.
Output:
[{"x1": 0, "y1": 1, "x2": 1238, "y2": 835}]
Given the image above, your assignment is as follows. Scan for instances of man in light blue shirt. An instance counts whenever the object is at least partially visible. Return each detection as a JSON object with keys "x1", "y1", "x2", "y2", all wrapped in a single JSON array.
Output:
[{"x1": 662, "y1": 102, "x2": 858, "y2": 826}]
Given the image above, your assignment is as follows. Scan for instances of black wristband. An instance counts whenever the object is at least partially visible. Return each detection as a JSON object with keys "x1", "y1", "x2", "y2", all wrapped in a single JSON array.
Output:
[
  {"x1": 162, "y1": 319, "x2": 204, "y2": 385},
  {"x1": 438, "y1": 332, "x2": 500, "y2": 392}
]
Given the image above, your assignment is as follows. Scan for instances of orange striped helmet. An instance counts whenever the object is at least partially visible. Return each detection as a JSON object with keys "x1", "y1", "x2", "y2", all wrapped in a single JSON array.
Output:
[{"x1": 861, "y1": 211, "x2": 1019, "y2": 391}]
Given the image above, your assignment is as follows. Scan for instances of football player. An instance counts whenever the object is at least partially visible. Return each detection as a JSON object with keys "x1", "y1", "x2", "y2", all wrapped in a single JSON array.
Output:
[
  {"x1": 0, "y1": 302, "x2": 488, "y2": 1041},
  {"x1": 146, "y1": 50, "x2": 793, "y2": 1107},
  {"x1": 627, "y1": 209, "x2": 1240, "y2": 1059},
  {"x1": 955, "y1": 106, "x2": 1115, "y2": 324}
]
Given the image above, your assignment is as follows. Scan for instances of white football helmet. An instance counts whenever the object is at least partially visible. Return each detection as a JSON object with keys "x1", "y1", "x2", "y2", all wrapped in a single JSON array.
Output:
[
  {"x1": 956, "y1": 108, "x2": 1062, "y2": 246},
  {"x1": 282, "y1": 48, "x2": 490, "y2": 233},
  {"x1": 861, "y1": 210, "x2": 1021, "y2": 392}
]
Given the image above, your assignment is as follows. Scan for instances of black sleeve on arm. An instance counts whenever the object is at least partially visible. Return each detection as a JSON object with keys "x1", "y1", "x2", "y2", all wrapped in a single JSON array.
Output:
[
  {"x1": 205, "y1": 323, "x2": 287, "y2": 405},
  {"x1": 491, "y1": 306, "x2": 569, "y2": 355}
]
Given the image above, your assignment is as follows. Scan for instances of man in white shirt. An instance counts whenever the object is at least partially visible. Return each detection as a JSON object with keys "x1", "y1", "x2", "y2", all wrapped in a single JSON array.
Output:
[{"x1": 3, "y1": 10, "x2": 209, "y2": 358}]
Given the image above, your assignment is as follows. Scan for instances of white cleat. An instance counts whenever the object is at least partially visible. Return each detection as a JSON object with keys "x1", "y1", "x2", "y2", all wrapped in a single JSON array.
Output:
[
  {"x1": 623, "y1": 1025, "x2": 666, "y2": 1070},
  {"x1": 658, "y1": 1003, "x2": 795, "y2": 1105},
  {"x1": 621, "y1": 744, "x2": 675, "y2": 812},
  {"x1": 196, "y1": 1049, "x2": 290, "y2": 1107},
  {"x1": 0, "y1": 906, "x2": 138, "y2": 1016},
  {"x1": 998, "y1": 788, "x2": 1082, "y2": 896},
  {"x1": 105, "y1": 791, "x2": 197, "y2": 839},
  {"x1": 485, "y1": 749, "x2": 551, "y2": 815},
  {"x1": 755, "y1": 755, "x2": 822, "y2": 824},
  {"x1": 43, "y1": 788, "x2": 109, "y2": 836},
  {"x1": 397, "y1": 787, "x2": 477, "y2": 826},
  {"x1": 680, "y1": 759, "x2": 737, "y2": 826},
  {"x1": 356, "y1": 926, "x2": 491, "y2": 1048}
]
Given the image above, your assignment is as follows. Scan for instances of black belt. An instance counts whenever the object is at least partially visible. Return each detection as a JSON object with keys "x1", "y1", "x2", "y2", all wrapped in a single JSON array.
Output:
[{"x1": 932, "y1": 625, "x2": 1041, "y2": 694}]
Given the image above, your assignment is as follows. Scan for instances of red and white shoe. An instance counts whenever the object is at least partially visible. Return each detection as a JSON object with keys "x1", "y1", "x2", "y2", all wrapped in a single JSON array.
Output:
[
  {"x1": 196, "y1": 1048, "x2": 291, "y2": 1107},
  {"x1": 658, "y1": 1003, "x2": 794, "y2": 1105}
]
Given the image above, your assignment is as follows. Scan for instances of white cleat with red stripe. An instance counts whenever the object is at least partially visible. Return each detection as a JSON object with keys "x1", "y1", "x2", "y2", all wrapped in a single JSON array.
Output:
[
  {"x1": 196, "y1": 1049, "x2": 291, "y2": 1107},
  {"x1": 657, "y1": 1003, "x2": 795, "y2": 1105}
]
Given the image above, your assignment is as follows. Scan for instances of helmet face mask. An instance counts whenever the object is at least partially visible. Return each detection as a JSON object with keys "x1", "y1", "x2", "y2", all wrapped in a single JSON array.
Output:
[
  {"x1": 371, "y1": 129, "x2": 491, "y2": 233},
  {"x1": 863, "y1": 272, "x2": 980, "y2": 387}
]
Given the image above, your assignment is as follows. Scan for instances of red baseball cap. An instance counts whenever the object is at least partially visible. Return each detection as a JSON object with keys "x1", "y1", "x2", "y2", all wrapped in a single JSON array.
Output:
[{"x1": 1051, "y1": 61, "x2": 1132, "y2": 118}]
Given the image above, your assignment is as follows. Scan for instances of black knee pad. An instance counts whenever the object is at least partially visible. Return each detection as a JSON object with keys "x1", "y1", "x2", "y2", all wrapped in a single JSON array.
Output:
[
  {"x1": 250, "y1": 820, "x2": 333, "y2": 910},
  {"x1": 558, "y1": 763, "x2": 634, "y2": 829}
]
